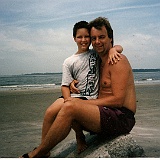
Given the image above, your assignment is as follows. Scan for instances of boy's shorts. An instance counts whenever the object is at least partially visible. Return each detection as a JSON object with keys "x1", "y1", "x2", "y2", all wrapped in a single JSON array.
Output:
[{"x1": 59, "y1": 96, "x2": 88, "y2": 100}]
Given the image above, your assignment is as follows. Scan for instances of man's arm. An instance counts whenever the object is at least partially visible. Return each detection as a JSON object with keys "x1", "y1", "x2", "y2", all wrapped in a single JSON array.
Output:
[{"x1": 69, "y1": 80, "x2": 80, "y2": 94}]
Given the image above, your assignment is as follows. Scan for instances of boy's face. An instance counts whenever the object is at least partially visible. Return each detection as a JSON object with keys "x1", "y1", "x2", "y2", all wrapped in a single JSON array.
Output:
[{"x1": 74, "y1": 28, "x2": 90, "y2": 53}]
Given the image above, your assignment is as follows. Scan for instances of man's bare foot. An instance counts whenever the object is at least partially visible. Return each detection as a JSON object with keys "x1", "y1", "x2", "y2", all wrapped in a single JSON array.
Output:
[{"x1": 76, "y1": 134, "x2": 88, "y2": 154}]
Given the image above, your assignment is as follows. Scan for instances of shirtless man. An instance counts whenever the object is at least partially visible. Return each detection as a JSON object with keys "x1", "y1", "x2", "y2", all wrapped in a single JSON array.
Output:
[{"x1": 21, "y1": 17, "x2": 136, "y2": 158}]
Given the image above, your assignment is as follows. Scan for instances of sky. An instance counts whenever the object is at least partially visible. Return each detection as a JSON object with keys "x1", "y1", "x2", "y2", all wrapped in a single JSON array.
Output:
[{"x1": 0, "y1": 0, "x2": 160, "y2": 75}]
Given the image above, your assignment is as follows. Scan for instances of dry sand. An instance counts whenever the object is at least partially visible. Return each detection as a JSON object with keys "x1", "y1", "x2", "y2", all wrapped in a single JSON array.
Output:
[{"x1": 0, "y1": 84, "x2": 160, "y2": 158}]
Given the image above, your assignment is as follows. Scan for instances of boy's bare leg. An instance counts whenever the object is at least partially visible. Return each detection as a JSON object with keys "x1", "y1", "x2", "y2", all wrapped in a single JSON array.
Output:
[
  {"x1": 39, "y1": 98, "x2": 64, "y2": 157},
  {"x1": 72, "y1": 121, "x2": 88, "y2": 154},
  {"x1": 27, "y1": 104, "x2": 73, "y2": 157},
  {"x1": 41, "y1": 98, "x2": 64, "y2": 142},
  {"x1": 22, "y1": 98, "x2": 101, "y2": 158}
]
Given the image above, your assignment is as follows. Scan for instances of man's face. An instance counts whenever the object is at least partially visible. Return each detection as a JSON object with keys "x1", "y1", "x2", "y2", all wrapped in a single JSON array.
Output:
[{"x1": 90, "y1": 26, "x2": 112, "y2": 56}]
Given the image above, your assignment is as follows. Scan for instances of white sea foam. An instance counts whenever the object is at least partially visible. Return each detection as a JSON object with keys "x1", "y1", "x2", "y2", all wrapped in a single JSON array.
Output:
[
  {"x1": 0, "y1": 83, "x2": 56, "y2": 91},
  {"x1": 134, "y1": 79, "x2": 160, "y2": 85}
]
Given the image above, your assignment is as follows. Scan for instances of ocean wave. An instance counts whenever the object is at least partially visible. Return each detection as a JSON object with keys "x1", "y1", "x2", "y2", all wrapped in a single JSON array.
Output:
[
  {"x1": 134, "y1": 79, "x2": 160, "y2": 84},
  {"x1": 142, "y1": 78, "x2": 153, "y2": 81},
  {"x1": 0, "y1": 84, "x2": 56, "y2": 91}
]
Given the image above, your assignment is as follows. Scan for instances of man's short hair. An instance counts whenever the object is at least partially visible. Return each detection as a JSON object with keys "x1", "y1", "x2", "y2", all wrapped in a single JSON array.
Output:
[{"x1": 89, "y1": 17, "x2": 114, "y2": 46}]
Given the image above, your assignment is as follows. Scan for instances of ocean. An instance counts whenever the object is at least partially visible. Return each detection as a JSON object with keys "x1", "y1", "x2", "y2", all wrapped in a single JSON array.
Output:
[{"x1": 0, "y1": 69, "x2": 160, "y2": 91}]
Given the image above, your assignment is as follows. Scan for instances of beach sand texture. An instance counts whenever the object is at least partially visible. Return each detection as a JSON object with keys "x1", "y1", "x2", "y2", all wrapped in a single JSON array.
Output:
[{"x1": 0, "y1": 84, "x2": 160, "y2": 158}]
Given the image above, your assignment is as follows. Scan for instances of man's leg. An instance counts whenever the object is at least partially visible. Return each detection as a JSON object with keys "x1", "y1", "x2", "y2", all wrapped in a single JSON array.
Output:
[
  {"x1": 41, "y1": 98, "x2": 64, "y2": 142},
  {"x1": 26, "y1": 98, "x2": 101, "y2": 158},
  {"x1": 72, "y1": 120, "x2": 87, "y2": 154}
]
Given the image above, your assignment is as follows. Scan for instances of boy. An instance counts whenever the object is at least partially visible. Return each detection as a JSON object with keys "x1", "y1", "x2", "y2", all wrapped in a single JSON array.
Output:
[{"x1": 20, "y1": 20, "x2": 123, "y2": 158}]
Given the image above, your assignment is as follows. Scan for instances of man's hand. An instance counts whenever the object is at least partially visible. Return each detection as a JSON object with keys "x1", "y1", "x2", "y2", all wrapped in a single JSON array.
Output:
[{"x1": 69, "y1": 80, "x2": 80, "y2": 94}]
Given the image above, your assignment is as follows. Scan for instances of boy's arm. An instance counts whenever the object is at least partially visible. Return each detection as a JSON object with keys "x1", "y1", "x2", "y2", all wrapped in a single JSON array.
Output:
[
  {"x1": 114, "y1": 45, "x2": 123, "y2": 53},
  {"x1": 108, "y1": 45, "x2": 123, "y2": 64},
  {"x1": 61, "y1": 85, "x2": 71, "y2": 101}
]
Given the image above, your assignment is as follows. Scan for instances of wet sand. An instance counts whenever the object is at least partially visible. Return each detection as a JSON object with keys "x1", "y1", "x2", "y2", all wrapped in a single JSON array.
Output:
[{"x1": 0, "y1": 84, "x2": 160, "y2": 158}]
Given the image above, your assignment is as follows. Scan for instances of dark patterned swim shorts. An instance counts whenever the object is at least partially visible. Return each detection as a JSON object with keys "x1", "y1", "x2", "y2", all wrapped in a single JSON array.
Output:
[{"x1": 98, "y1": 106, "x2": 135, "y2": 136}]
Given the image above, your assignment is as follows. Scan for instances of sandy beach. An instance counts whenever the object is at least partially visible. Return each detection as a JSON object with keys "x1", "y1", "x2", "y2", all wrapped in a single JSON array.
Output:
[{"x1": 0, "y1": 84, "x2": 160, "y2": 158}]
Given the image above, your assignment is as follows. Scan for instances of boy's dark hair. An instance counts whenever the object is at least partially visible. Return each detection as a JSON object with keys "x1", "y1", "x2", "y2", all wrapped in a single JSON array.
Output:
[
  {"x1": 89, "y1": 17, "x2": 114, "y2": 46},
  {"x1": 73, "y1": 21, "x2": 89, "y2": 38}
]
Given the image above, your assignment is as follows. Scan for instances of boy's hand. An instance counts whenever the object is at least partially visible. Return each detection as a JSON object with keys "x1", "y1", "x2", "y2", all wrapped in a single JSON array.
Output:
[
  {"x1": 64, "y1": 97, "x2": 74, "y2": 103},
  {"x1": 108, "y1": 47, "x2": 122, "y2": 64}
]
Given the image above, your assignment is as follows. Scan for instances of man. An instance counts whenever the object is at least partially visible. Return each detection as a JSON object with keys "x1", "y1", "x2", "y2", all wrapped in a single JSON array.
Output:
[{"x1": 21, "y1": 17, "x2": 136, "y2": 158}]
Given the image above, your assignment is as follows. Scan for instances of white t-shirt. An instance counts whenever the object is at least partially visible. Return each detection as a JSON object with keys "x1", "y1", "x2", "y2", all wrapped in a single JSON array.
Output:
[{"x1": 61, "y1": 49, "x2": 100, "y2": 99}]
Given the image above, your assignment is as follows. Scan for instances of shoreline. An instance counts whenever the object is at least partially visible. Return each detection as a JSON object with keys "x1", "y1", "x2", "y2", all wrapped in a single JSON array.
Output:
[
  {"x1": 0, "y1": 83, "x2": 160, "y2": 157},
  {"x1": 0, "y1": 82, "x2": 160, "y2": 93}
]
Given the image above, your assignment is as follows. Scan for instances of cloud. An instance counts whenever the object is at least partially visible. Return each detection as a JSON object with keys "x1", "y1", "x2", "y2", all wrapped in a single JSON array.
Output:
[
  {"x1": 1, "y1": 26, "x2": 73, "y2": 53},
  {"x1": 0, "y1": 25, "x2": 76, "y2": 74},
  {"x1": 1, "y1": 0, "x2": 159, "y2": 27},
  {"x1": 115, "y1": 31, "x2": 160, "y2": 69},
  {"x1": 0, "y1": 0, "x2": 160, "y2": 74}
]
